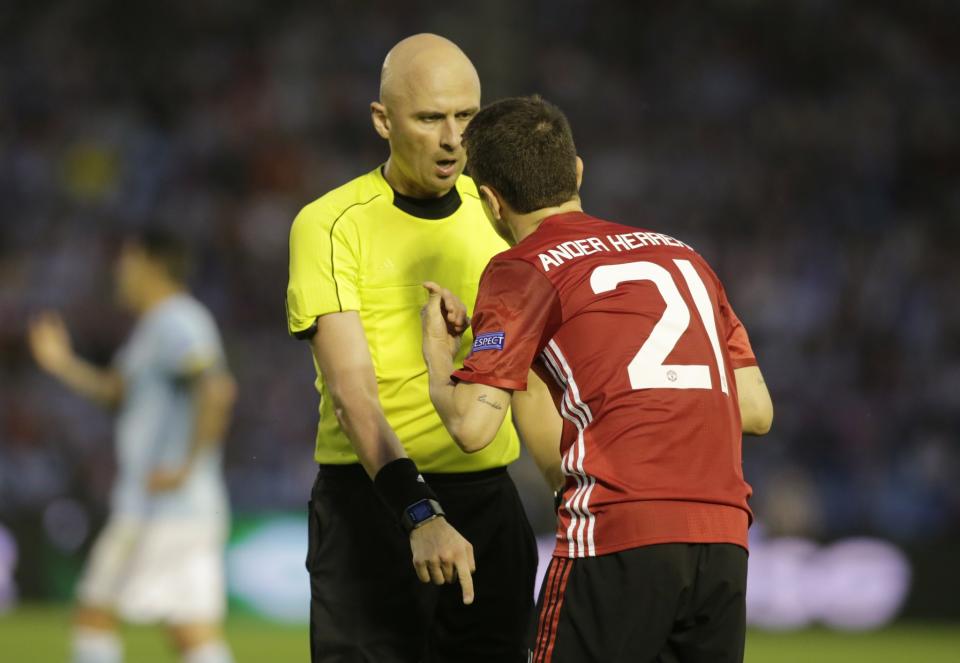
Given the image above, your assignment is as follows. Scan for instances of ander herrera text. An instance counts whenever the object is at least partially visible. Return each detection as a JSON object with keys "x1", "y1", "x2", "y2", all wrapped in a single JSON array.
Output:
[{"x1": 537, "y1": 231, "x2": 692, "y2": 272}]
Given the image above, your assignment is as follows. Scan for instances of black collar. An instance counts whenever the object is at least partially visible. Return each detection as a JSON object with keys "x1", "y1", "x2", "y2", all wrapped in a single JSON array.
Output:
[{"x1": 390, "y1": 184, "x2": 462, "y2": 220}]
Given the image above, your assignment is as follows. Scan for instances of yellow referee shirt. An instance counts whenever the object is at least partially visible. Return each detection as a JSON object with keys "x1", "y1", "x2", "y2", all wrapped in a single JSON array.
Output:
[{"x1": 286, "y1": 166, "x2": 520, "y2": 472}]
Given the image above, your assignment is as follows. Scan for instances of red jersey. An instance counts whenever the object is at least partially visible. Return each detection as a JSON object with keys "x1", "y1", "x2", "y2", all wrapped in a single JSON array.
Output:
[{"x1": 453, "y1": 212, "x2": 758, "y2": 558}]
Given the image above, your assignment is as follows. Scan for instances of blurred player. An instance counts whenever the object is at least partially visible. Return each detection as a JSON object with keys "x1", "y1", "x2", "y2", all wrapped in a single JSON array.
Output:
[
  {"x1": 421, "y1": 96, "x2": 774, "y2": 663},
  {"x1": 286, "y1": 34, "x2": 536, "y2": 662},
  {"x1": 28, "y1": 230, "x2": 236, "y2": 663}
]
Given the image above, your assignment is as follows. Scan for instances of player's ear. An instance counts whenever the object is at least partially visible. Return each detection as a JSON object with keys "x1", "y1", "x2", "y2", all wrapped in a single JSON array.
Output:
[
  {"x1": 478, "y1": 185, "x2": 502, "y2": 221},
  {"x1": 575, "y1": 156, "x2": 584, "y2": 191},
  {"x1": 371, "y1": 101, "x2": 390, "y2": 139}
]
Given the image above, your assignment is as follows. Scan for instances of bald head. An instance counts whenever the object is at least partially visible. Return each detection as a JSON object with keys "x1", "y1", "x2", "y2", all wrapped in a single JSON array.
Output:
[
  {"x1": 380, "y1": 33, "x2": 480, "y2": 106},
  {"x1": 371, "y1": 34, "x2": 482, "y2": 198}
]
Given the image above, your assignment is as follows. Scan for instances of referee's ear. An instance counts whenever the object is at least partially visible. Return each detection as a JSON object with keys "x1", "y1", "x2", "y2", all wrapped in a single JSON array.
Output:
[
  {"x1": 371, "y1": 101, "x2": 390, "y2": 139},
  {"x1": 575, "y1": 156, "x2": 584, "y2": 191}
]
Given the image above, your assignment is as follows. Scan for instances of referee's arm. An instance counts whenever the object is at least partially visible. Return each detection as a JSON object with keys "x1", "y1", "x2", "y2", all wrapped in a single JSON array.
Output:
[
  {"x1": 309, "y1": 310, "x2": 477, "y2": 604},
  {"x1": 309, "y1": 310, "x2": 408, "y2": 476}
]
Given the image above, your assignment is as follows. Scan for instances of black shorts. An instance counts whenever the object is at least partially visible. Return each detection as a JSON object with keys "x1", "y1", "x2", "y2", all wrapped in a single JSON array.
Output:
[
  {"x1": 533, "y1": 543, "x2": 748, "y2": 663},
  {"x1": 306, "y1": 463, "x2": 537, "y2": 663}
]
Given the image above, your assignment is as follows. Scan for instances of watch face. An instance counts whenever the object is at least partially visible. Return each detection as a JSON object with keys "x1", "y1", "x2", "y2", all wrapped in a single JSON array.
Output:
[{"x1": 407, "y1": 500, "x2": 436, "y2": 524}]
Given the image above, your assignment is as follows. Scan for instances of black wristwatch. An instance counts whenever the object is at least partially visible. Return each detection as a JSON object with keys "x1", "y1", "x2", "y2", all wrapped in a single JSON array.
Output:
[{"x1": 402, "y1": 498, "x2": 445, "y2": 533}]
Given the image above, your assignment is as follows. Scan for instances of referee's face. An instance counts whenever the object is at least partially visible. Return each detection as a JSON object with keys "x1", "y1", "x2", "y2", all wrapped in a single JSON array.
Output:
[{"x1": 376, "y1": 63, "x2": 480, "y2": 198}]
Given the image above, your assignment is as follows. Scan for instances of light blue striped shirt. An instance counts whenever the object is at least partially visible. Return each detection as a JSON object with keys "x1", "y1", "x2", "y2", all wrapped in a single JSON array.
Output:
[{"x1": 112, "y1": 293, "x2": 229, "y2": 521}]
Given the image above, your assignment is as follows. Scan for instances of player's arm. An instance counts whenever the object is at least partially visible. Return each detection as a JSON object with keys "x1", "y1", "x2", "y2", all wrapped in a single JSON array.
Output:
[
  {"x1": 716, "y1": 281, "x2": 773, "y2": 436},
  {"x1": 421, "y1": 283, "x2": 512, "y2": 453},
  {"x1": 423, "y1": 263, "x2": 560, "y2": 455},
  {"x1": 427, "y1": 378, "x2": 512, "y2": 454},
  {"x1": 27, "y1": 311, "x2": 123, "y2": 407},
  {"x1": 734, "y1": 365, "x2": 773, "y2": 435},
  {"x1": 512, "y1": 370, "x2": 563, "y2": 491},
  {"x1": 147, "y1": 365, "x2": 237, "y2": 492},
  {"x1": 189, "y1": 368, "x2": 238, "y2": 450}
]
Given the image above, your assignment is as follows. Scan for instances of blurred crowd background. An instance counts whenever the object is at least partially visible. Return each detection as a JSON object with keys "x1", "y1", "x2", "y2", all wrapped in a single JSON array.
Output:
[{"x1": 1, "y1": 0, "x2": 958, "y2": 613}]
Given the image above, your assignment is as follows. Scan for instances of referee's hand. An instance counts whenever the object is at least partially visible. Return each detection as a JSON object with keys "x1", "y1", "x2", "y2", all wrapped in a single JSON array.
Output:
[{"x1": 410, "y1": 517, "x2": 476, "y2": 605}]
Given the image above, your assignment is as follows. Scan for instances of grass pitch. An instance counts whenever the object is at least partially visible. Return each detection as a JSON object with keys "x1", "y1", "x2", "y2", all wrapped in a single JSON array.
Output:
[{"x1": 0, "y1": 605, "x2": 957, "y2": 662}]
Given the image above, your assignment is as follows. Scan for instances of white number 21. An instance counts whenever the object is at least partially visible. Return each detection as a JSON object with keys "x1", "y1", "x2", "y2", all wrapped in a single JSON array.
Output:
[{"x1": 589, "y1": 259, "x2": 728, "y2": 393}]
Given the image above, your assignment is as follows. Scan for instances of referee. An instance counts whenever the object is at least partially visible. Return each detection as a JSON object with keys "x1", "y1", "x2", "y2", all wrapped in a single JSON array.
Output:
[{"x1": 285, "y1": 35, "x2": 536, "y2": 663}]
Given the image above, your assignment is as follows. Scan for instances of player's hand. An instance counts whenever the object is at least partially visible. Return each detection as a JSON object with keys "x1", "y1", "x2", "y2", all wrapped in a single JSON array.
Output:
[
  {"x1": 27, "y1": 311, "x2": 75, "y2": 375},
  {"x1": 421, "y1": 282, "x2": 468, "y2": 358},
  {"x1": 409, "y1": 517, "x2": 476, "y2": 605},
  {"x1": 146, "y1": 467, "x2": 189, "y2": 493}
]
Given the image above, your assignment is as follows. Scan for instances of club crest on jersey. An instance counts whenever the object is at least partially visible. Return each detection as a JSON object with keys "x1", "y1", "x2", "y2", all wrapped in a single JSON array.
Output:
[{"x1": 472, "y1": 332, "x2": 505, "y2": 352}]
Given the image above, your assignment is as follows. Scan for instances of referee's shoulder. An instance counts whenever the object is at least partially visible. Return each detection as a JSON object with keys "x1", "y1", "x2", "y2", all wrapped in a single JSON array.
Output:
[
  {"x1": 454, "y1": 173, "x2": 482, "y2": 203},
  {"x1": 292, "y1": 168, "x2": 386, "y2": 232}
]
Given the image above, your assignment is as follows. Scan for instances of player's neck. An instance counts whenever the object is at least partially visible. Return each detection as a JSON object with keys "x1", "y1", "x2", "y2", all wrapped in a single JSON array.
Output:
[
  {"x1": 509, "y1": 198, "x2": 583, "y2": 244},
  {"x1": 135, "y1": 282, "x2": 184, "y2": 316}
]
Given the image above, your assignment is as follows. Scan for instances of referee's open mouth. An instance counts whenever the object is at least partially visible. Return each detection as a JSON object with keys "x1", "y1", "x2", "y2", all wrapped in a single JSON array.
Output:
[{"x1": 435, "y1": 158, "x2": 459, "y2": 178}]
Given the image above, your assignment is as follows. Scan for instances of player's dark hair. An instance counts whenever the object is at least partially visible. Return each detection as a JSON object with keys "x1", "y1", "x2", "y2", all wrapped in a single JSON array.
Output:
[
  {"x1": 130, "y1": 228, "x2": 192, "y2": 283},
  {"x1": 463, "y1": 95, "x2": 578, "y2": 214}
]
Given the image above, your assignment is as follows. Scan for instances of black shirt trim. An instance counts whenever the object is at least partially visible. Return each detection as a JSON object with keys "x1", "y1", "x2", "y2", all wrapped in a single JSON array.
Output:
[
  {"x1": 390, "y1": 183, "x2": 462, "y2": 220},
  {"x1": 292, "y1": 319, "x2": 318, "y2": 341},
  {"x1": 329, "y1": 193, "x2": 382, "y2": 311},
  {"x1": 288, "y1": 193, "x2": 382, "y2": 342}
]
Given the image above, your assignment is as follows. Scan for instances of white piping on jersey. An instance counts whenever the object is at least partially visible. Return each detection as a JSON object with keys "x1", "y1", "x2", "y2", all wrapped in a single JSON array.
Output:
[
  {"x1": 541, "y1": 351, "x2": 589, "y2": 557},
  {"x1": 541, "y1": 339, "x2": 597, "y2": 558},
  {"x1": 550, "y1": 340, "x2": 599, "y2": 558},
  {"x1": 543, "y1": 341, "x2": 597, "y2": 558},
  {"x1": 543, "y1": 358, "x2": 589, "y2": 431}
]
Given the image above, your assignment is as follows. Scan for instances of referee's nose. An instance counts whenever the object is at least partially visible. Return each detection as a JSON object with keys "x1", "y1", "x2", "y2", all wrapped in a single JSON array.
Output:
[{"x1": 439, "y1": 117, "x2": 461, "y2": 152}]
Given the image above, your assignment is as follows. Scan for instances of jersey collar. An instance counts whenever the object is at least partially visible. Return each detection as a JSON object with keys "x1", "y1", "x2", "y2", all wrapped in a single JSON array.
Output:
[
  {"x1": 519, "y1": 211, "x2": 590, "y2": 246},
  {"x1": 378, "y1": 166, "x2": 463, "y2": 220}
]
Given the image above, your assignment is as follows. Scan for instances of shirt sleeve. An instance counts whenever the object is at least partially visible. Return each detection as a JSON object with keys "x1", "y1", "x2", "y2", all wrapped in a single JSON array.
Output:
[
  {"x1": 718, "y1": 284, "x2": 758, "y2": 369},
  {"x1": 286, "y1": 203, "x2": 361, "y2": 338},
  {"x1": 160, "y1": 309, "x2": 225, "y2": 379},
  {"x1": 452, "y1": 259, "x2": 561, "y2": 391}
]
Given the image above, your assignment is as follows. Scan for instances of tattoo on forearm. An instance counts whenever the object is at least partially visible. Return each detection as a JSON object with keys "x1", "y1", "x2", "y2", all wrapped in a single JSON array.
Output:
[{"x1": 478, "y1": 394, "x2": 503, "y2": 411}]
